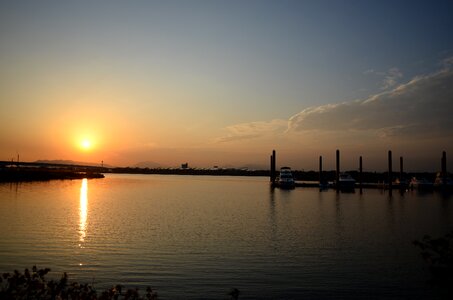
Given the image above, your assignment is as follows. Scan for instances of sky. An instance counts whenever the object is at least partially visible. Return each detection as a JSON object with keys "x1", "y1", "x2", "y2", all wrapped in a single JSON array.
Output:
[{"x1": 1, "y1": 0, "x2": 453, "y2": 171}]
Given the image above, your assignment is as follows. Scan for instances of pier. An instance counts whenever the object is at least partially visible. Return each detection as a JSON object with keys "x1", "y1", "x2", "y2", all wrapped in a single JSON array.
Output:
[
  {"x1": 0, "y1": 161, "x2": 105, "y2": 182},
  {"x1": 270, "y1": 149, "x2": 451, "y2": 191}
]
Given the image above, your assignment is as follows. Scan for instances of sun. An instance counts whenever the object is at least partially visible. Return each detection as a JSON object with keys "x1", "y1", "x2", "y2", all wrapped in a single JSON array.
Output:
[{"x1": 80, "y1": 139, "x2": 92, "y2": 150}]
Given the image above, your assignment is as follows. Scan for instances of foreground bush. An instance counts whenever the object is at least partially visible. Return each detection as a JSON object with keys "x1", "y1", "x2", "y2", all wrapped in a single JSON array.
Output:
[
  {"x1": 0, "y1": 266, "x2": 157, "y2": 300},
  {"x1": 413, "y1": 230, "x2": 453, "y2": 284}
]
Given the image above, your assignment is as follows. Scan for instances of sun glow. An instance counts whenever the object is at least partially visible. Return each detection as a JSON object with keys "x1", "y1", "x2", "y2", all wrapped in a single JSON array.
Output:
[{"x1": 80, "y1": 139, "x2": 92, "y2": 150}]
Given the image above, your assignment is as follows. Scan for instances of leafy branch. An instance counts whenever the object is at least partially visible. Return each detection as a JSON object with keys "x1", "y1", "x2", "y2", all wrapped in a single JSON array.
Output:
[{"x1": 413, "y1": 231, "x2": 453, "y2": 284}]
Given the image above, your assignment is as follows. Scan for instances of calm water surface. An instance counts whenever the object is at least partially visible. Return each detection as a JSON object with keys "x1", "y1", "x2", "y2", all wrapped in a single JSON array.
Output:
[{"x1": 1, "y1": 174, "x2": 452, "y2": 299}]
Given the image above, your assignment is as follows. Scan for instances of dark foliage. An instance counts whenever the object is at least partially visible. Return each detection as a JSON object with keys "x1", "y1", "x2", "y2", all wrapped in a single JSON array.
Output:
[
  {"x1": 413, "y1": 231, "x2": 453, "y2": 284},
  {"x1": 0, "y1": 167, "x2": 104, "y2": 182},
  {"x1": 0, "y1": 266, "x2": 158, "y2": 300},
  {"x1": 228, "y1": 288, "x2": 240, "y2": 300}
]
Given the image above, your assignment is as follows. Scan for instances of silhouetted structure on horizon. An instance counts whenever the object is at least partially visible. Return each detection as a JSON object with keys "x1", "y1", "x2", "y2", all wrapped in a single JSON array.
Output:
[{"x1": 268, "y1": 149, "x2": 451, "y2": 191}]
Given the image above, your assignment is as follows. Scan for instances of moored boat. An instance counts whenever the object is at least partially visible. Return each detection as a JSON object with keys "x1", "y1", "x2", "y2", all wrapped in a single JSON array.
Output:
[
  {"x1": 337, "y1": 172, "x2": 356, "y2": 190},
  {"x1": 409, "y1": 177, "x2": 433, "y2": 190},
  {"x1": 395, "y1": 178, "x2": 409, "y2": 190},
  {"x1": 276, "y1": 167, "x2": 295, "y2": 189},
  {"x1": 433, "y1": 172, "x2": 453, "y2": 189}
]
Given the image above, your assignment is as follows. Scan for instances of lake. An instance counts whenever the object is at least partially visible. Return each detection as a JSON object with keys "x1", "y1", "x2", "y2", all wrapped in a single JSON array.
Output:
[{"x1": 0, "y1": 174, "x2": 452, "y2": 299}]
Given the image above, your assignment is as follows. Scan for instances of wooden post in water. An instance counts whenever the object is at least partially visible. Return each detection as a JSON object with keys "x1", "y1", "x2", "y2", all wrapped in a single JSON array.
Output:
[
  {"x1": 319, "y1": 156, "x2": 323, "y2": 185},
  {"x1": 442, "y1": 151, "x2": 447, "y2": 177},
  {"x1": 270, "y1": 150, "x2": 276, "y2": 183},
  {"x1": 388, "y1": 150, "x2": 393, "y2": 195},
  {"x1": 336, "y1": 149, "x2": 340, "y2": 191},
  {"x1": 273, "y1": 150, "x2": 276, "y2": 182},
  {"x1": 270, "y1": 152, "x2": 273, "y2": 183},
  {"x1": 269, "y1": 154, "x2": 274, "y2": 183},
  {"x1": 359, "y1": 156, "x2": 363, "y2": 194}
]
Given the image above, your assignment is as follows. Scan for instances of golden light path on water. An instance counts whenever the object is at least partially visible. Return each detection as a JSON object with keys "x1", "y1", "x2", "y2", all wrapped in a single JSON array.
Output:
[
  {"x1": 79, "y1": 178, "x2": 88, "y2": 249},
  {"x1": 0, "y1": 175, "x2": 452, "y2": 299}
]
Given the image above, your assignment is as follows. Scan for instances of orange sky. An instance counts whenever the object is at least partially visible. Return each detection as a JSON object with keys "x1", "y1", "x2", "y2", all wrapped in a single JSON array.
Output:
[{"x1": 1, "y1": 2, "x2": 453, "y2": 171}]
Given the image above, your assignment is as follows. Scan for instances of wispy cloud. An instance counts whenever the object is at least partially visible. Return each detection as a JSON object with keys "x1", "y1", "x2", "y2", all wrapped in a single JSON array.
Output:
[
  {"x1": 288, "y1": 67, "x2": 453, "y2": 140},
  {"x1": 381, "y1": 67, "x2": 403, "y2": 89},
  {"x1": 215, "y1": 62, "x2": 453, "y2": 152},
  {"x1": 214, "y1": 119, "x2": 287, "y2": 143},
  {"x1": 442, "y1": 56, "x2": 453, "y2": 68},
  {"x1": 364, "y1": 67, "x2": 403, "y2": 90},
  {"x1": 363, "y1": 69, "x2": 375, "y2": 75}
]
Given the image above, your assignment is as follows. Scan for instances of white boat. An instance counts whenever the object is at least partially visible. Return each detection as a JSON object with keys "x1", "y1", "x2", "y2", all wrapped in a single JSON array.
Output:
[
  {"x1": 433, "y1": 173, "x2": 453, "y2": 188},
  {"x1": 337, "y1": 172, "x2": 356, "y2": 190},
  {"x1": 277, "y1": 167, "x2": 295, "y2": 189},
  {"x1": 395, "y1": 178, "x2": 409, "y2": 189},
  {"x1": 409, "y1": 177, "x2": 433, "y2": 190}
]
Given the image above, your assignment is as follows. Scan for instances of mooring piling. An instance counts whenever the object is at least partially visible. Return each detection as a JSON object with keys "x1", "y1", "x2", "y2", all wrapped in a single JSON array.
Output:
[
  {"x1": 336, "y1": 149, "x2": 340, "y2": 191},
  {"x1": 270, "y1": 155, "x2": 272, "y2": 182},
  {"x1": 270, "y1": 150, "x2": 276, "y2": 183},
  {"x1": 359, "y1": 156, "x2": 363, "y2": 194},
  {"x1": 319, "y1": 156, "x2": 323, "y2": 185},
  {"x1": 388, "y1": 150, "x2": 393, "y2": 195},
  {"x1": 267, "y1": 149, "x2": 448, "y2": 191}
]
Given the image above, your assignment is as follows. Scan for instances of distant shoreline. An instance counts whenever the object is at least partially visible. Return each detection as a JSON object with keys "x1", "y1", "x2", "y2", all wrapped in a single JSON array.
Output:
[
  {"x1": 107, "y1": 167, "x2": 445, "y2": 183},
  {"x1": 0, "y1": 167, "x2": 104, "y2": 182},
  {"x1": 0, "y1": 161, "x2": 448, "y2": 183}
]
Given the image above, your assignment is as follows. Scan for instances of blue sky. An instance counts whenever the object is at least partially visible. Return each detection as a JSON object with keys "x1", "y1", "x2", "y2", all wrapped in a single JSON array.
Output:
[{"x1": 1, "y1": 0, "x2": 453, "y2": 170}]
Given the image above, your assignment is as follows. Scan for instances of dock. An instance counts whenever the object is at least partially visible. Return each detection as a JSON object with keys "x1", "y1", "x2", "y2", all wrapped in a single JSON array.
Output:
[
  {"x1": 270, "y1": 149, "x2": 451, "y2": 192},
  {"x1": 0, "y1": 162, "x2": 105, "y2": 182},
  {"x1": 292, "y1": 181, "x2": 411, "y2": 189}
]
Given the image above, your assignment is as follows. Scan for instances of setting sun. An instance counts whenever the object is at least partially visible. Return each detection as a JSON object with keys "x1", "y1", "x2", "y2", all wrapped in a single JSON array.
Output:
[{"x1": 80, "y1": 139, "x2": 92, "y2": 150}]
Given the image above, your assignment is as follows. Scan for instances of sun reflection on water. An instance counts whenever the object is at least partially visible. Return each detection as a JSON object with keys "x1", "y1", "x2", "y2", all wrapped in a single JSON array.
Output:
[{"x1": 79, "y1": 178, "x2": 88, "y2": 246}]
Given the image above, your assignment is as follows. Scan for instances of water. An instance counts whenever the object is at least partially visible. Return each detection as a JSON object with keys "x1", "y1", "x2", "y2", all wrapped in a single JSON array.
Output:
[{"x1": 0, "y1": 174, "x2": 452, "y2": 299}]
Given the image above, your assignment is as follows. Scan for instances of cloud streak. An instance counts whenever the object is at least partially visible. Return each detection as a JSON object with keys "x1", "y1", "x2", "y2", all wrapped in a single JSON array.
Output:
[
  {"x1": 217, "y1": 62, "x2": 453, "y2": 150},
  {"x1": 214, "y1": 119, "x2": 287, "y2": 143},
  {"x1": 288, "y1": 67, "x2": 453, "y2": 140},
  {"x1": 381, "y1": 67, "x2": 403, "y2": 90},
  {"x1": 364, "y1": 67, "x2": 403, "y2": 89}
]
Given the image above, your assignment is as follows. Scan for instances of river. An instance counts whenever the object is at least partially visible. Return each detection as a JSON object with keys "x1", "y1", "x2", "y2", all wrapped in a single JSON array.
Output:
[{"x1": 0, "y1": 174, "x2": 452, "y2": 299}]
